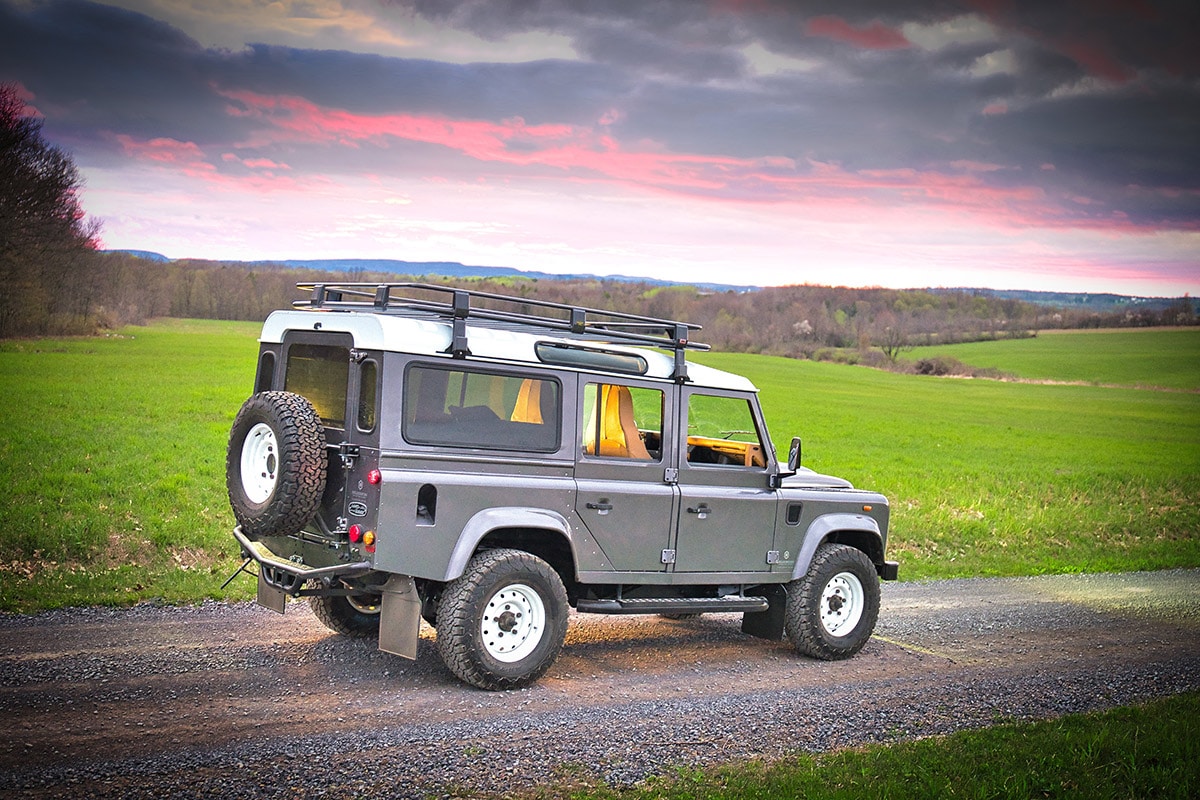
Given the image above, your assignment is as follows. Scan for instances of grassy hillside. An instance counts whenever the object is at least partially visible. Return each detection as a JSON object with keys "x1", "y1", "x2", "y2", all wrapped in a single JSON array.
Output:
[
  {"x1": 904, "y1": 328, "x2": 1200, "y2": 389},
  {"x1": 1, "y1": 320, "x2": 1197, "y2": 611}
]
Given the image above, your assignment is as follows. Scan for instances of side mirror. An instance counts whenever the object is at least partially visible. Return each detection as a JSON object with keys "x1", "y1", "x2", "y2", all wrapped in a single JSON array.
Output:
[{"x1": 787, "y1": 437, "x2": 802, "y2": 472}]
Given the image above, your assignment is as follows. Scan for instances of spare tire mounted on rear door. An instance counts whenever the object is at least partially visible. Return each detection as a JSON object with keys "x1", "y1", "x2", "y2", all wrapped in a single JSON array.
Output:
[{"x1": 226, "y1": 391, "x2": 327, "y2": 537}]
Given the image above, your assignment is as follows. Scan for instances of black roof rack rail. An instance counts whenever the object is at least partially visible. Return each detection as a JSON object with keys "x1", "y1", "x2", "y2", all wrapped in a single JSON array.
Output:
[{"x1": 293, "y1": 281, "x2": 707, "y2": 381}]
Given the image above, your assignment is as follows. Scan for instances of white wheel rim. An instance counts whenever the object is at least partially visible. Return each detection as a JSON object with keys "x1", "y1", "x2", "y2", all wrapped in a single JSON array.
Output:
[
  {"x1": 481, "y1": 583, "x2": 545, "y2": 663},
  {"x1": 820, "y1": 571, "x2": 865, "y2": 637},
  {"x1": 240, "y1": 422, "x2": 279, "y2": 504}
]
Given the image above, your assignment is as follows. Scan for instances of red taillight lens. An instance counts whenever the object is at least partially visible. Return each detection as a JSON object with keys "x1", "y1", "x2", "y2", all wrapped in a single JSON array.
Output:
[
  {"x1": 348, "y1": 524, "x2": 362, "y2": 543},
  {"x1": 367, "y1": 469, "x2": 382, "y2": 485}
]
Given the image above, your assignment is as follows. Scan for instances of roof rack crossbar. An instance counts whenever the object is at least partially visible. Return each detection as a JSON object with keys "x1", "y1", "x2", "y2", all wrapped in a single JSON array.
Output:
[{"x1": 293, "y1": 282, "x2": 707, "y2": 377}]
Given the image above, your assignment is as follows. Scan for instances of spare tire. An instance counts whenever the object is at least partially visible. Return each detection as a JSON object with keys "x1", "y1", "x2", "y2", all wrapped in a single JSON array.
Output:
[{"x1": 227, "y1": 391, "x2": 327, "y2": 537}]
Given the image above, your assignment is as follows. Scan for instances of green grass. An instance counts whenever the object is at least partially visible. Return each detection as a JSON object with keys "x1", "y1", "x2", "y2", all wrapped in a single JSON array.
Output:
[
  {"x1": 904, "y1": 328, "x2": 1200, "y2": 389},
  {"x1": 0, "y1": 319, "x2": 261, "y2": 610},
  {"x1": 0, "y1": 320, "x2": 1198, "y2": 610},
  {"x1": 513, "y1": 692, "x2": 1199, "y2": 800},
  {"x1": 698, "y1": 351, "x2": 1200, "y2": 580}
]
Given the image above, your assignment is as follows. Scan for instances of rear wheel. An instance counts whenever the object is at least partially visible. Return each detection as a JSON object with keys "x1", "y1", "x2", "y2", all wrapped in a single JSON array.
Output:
[
  {"x1": 785, "y1": 543, "x2": 879, "y2": 660},
  {"x1": 309, "y1": 592, "x2": 382, "y2": 638},
  {"x1": 436, "y1": 549, "x2": 569, "y2": 691}
]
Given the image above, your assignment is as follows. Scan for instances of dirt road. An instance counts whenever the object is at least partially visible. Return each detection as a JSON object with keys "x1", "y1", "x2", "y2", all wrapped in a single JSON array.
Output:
[{"x1": 2, "y1": 570, "x2": 1198, "y2": 798}]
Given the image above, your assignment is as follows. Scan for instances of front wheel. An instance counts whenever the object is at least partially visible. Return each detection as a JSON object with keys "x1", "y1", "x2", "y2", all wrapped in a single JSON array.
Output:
[
  {"x1": 785, "y1": 543, "x2": 880, "y2": 660},
  {"x1": 436, "y1": 549, "x2": 569, "y2": 691}
]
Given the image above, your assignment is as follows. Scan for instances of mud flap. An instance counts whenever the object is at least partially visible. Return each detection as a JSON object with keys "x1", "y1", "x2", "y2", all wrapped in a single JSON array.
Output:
[
  {"x1": 379, "y1": 574, "x2": 422, "y2": 660},
  {"x1": 741, "y1": 583, "x2": 787, "y2": 640},
  {"x1": 257, "y1": 570, "x2": 287, "y2": 614}
]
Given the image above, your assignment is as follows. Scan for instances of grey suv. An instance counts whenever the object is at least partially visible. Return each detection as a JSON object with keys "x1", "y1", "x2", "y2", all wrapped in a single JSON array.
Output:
[{"x1": 227, "y1": 283, "x2": 897, "y2": 690}]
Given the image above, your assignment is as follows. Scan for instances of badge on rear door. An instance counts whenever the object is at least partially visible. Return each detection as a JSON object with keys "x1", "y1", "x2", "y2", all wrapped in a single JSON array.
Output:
[{"x1": 347, "y1": 501, "x2": 368, "y2": 517}]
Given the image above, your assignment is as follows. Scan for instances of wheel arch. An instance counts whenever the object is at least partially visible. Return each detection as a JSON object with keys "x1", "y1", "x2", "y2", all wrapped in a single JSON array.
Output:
[
  {"x1": 790, "y1": 513, "x2": 884, "y2": 582},
  {"x1": 441, "y1": 507, "x2": 578, "y2": 595}
]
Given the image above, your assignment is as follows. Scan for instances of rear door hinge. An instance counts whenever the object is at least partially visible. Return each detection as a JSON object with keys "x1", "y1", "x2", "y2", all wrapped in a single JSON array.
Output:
[{"x1": 661, "y1": 549, "x2": 677, "y2": 564}]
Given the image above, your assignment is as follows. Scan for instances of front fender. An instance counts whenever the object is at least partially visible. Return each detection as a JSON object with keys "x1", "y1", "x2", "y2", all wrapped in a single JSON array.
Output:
[
  {"x1": 790, "y1": 513, "x2": 883, "y2": 582},
  {"x1": 441, "y1": 506, "x2": 574, "y2": 582}
]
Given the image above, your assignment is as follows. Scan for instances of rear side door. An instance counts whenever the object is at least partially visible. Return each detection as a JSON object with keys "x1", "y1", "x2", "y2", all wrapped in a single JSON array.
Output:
[{"x1": 573, "y1": 378, "x2": 679, "y2": 572}]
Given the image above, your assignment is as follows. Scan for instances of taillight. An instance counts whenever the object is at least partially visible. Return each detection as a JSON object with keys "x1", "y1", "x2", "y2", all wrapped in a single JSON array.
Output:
[
  {"x1": 367, "y1": 469, "x2": 382, "y2": 485},
  {"x1": 348, "y1": 524, "x2": 362, "y2": 543},
  {"x1": 363, "y1": 530, "x2": 376, "y2": 554}
]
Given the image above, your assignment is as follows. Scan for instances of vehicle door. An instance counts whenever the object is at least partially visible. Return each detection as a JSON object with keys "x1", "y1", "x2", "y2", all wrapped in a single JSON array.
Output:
[
  {"x1": 279, "y1": 332, "x2": 381, "y2": 536},
  {"x1": 673, "y1": 389, "x2": 778, "y2": 573},
  {"x1": 573, "y1": 377, "x2": 678, "y2": 572}
]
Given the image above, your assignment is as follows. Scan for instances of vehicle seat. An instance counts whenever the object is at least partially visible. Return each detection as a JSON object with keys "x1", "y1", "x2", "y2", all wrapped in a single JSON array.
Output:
[{"x1": 584, "y1": 385, "x2": 651, "y2": 459}]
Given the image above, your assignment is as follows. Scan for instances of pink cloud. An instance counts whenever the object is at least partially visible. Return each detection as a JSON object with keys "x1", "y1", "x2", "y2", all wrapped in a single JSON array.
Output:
[
  {"x1": 114, "y1": 133, "x2": 305, "y2": 191},
  {"x1": 804, "y1": 15, "x2": 910, "y2": 50},
  {"x1": 115, "y1": 134, "x2": 215, "y2": 178}
]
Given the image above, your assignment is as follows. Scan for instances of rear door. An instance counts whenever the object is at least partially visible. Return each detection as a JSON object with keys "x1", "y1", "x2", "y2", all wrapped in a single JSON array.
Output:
[
  {"x1": 573, "y1": 378, "x2": 679, "y2": 572},
  {"x1": 279, "y1": 332, "x2": 380, "y2": 536}
]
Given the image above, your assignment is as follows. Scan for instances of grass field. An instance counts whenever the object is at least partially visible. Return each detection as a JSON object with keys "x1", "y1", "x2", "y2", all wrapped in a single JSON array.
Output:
[
  {"x1": 904, "y1": 328, "x2": 1200, "y2": 389},
  {"x1": 521, "y1": 692, "x2": 1199, "y2": 800},
  {"x1": 1, "y1": 319, "x2": 1196, "y2": 798},
  {"x1": 1, "y1": 320, "x2": 1198, "y2": 611}
]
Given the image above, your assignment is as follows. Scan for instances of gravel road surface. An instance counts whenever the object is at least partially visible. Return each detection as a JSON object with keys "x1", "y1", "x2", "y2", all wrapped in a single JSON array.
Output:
[{"x1": 2, "y1": 569, "x2": 1198, "y2": 798}]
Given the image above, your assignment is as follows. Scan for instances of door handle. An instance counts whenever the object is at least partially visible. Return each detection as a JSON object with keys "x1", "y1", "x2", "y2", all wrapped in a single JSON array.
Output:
[
  {"x1": 686, "y1": 504, "x2": 711, "y2": 515},
  {"x1": 586, "y1": 502, "x2": 613, "y2": 511}
]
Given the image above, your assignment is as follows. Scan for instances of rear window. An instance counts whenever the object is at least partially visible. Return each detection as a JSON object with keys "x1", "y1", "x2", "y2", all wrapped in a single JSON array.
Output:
[
  {"x1": 284, "y1": 343, "x2": 349, "y2": 428},
  {"x1": 403, "y1": 365, "x2": 561, "y2": 452}
]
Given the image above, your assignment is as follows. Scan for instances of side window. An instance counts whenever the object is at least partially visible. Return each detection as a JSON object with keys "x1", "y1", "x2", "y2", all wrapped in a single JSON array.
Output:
[
  {"x1": 403, "y1": 365, "x2": 560, "y2": 452},
  {"x1": 581, "y1": 383, "x2": 663, "y2": 461},
  {"x1": 685, "y1": 394, "x2": 766, "y2": 468},
  {"x1": 356, "y1": 360, "x2": 378, "y2": 432},
  {"x1": 284, "y1": 343, "x2": 349, "y2": 428}
]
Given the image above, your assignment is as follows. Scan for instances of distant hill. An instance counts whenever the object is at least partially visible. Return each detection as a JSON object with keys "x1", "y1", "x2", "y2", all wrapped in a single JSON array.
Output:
[
  {"x1": 103, "y1": 251, "x2": 1192, "y2": 311},
  {"x1": 927, "y1": 287, "x2": 1197, "y2": 313}
]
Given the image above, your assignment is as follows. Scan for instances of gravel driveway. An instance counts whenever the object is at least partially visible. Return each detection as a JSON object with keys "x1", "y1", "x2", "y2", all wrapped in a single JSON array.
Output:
[{"x1": 2, "y1": 570, "x2": 1198, "y2": 798}]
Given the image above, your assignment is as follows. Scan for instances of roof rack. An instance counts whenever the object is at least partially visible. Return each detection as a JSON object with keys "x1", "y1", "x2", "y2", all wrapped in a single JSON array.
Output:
[{"x1": 293, "y1": 281, "x2": 708, "y2": 381}]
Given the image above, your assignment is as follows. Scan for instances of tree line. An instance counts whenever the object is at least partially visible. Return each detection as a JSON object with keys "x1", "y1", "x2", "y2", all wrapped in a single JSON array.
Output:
[{"x1": 77, "y1": 255, "x2": 1197, "y2": 365}]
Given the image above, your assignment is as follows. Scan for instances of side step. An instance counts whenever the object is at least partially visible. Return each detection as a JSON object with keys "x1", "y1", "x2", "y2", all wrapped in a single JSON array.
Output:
[{"x1": 576, "y1": 595, "x2": 769, "y2": 615}]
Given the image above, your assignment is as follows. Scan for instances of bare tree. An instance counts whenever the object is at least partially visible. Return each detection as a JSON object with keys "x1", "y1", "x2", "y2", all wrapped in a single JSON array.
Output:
[{"x1": 0, "y1": 82, "x2": 101, "y2": 337}]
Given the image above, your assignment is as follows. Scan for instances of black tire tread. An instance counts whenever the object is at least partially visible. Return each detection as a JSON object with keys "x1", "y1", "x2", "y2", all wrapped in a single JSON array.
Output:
[
  {"x1": 436, "y1": 548, "x2": 568, "y2": 691},
  {"x1": 785, "y1": 543, "x2": 880, "y2": 660},
  {"x1": 308, "y1": 593, "x2": 381, "y2": 638},
  {"x1": 226, "y1": 391, "x2": 327, "y2": 537}
]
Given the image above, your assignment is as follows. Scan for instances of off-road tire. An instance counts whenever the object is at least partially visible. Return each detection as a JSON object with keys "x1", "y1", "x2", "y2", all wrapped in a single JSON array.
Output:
[
  {"x1": 227, "y1": 391, "x2": 326, "y2": 537},
  {"x1": 309, "y1": 593, "x2": 382, "y2": 638},
  {"x1": 785, "y1": 543, "x2": 880, "y2": 660},
  {"x1": 435, "y1": 549, "x2": 569, "y2": 691}
]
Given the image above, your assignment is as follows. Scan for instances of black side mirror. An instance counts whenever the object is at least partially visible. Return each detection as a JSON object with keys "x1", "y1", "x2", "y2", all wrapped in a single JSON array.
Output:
[{"x1": 787, "y1": 437, "x2": 802, "y2": 472}]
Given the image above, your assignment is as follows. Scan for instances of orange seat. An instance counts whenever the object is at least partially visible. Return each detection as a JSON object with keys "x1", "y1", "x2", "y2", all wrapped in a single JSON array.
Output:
[{"x1": 584, "y1": 385, "x2": 651, "y2": 459}]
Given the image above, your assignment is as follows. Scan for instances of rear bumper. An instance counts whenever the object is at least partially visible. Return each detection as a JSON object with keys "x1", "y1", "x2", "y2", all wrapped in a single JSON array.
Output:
[{"x1": 233, "y1": 526, "x2": 373, "y2": 594}]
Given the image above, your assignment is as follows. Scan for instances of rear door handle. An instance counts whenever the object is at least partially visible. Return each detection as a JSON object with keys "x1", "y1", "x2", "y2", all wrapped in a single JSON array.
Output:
[
  {"x1": 686, "y1": 504, "x2": 711, "y2": 515},
  {"x1": 586, "y1": 502, "x2": 613, "y2": 512}
]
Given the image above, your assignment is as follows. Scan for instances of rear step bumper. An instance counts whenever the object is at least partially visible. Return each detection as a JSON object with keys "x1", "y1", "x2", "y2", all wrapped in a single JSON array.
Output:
[
  {"x1": 577, "y1": 595, "x2": 769, "y2": 615},
  {"x1": 234, "y1": 526, "x2": 373, "y2": 593}
]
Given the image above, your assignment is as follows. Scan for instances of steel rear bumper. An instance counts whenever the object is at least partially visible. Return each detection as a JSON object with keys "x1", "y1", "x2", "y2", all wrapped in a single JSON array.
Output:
[{"x1": 233, "y1": 526, "x2": 373, "y2": 594}]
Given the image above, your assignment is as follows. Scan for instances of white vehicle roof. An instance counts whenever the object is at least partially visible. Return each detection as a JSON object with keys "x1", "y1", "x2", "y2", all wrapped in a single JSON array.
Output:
[{"x1": 260, "y1": 309, "x2": 757, "y2": 393}]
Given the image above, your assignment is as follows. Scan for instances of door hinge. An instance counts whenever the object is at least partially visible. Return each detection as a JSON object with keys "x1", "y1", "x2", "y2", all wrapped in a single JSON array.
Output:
[
  {"x1": 766, "y1": 550, "x2": 781, "y2": 564},
  {"x1": 663, "y1": 467, "x2": 678, "y2": 485},
  {"x1": 661, "y1": 549, "x2": 677, "y2": 564},
  {"x1": 338, "y1": 443, "x2": 360, "y2": 468}
]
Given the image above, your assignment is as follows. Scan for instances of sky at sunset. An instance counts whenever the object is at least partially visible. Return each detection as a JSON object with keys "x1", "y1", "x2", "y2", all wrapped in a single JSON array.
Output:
[{"x1": 2, "y1": 0, "x2": 1198, "y2": 295}]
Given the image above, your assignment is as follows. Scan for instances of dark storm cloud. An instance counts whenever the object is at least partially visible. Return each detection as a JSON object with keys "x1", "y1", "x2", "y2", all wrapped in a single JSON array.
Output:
[{"x1": 2, "y1": 0, "x2": 1197, "y2": 230}]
